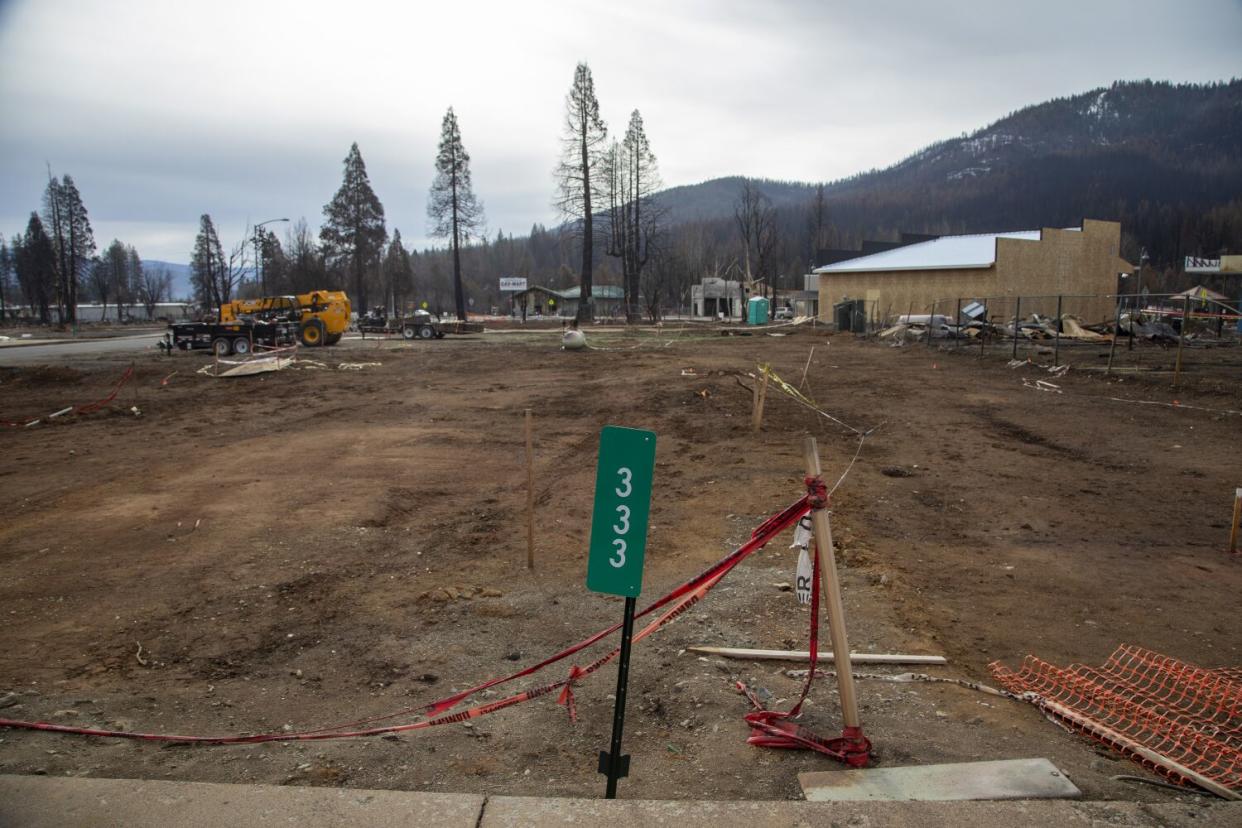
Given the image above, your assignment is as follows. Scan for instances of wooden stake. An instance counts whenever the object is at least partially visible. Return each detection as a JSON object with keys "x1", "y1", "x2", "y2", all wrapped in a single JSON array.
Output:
[
  {"x1": 798, "y1": 346, "x2": 816, "y2": 392},
  {"x1": 524, "y1": 409, "x2": 535, "y2": 570},
  {"x1": 752, "y1": 365, "x2": 770, "y2": 432},
  {"x1": 802, "y1": 436, "x2": 861, "y2": 730},
  {"x1": 1174, "y1": 295, "x2": 1189, "y2": 386},
  {"x1": 1229, "y1": 487, "x2": 1241, "y2": 555},
  {"x1": 751, "y1": 376, "x2": 760, "y2": 426}
]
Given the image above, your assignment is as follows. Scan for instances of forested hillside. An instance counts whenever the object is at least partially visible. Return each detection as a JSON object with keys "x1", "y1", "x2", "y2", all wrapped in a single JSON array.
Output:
[
  {"x1": 660, "y1": 80, "x2": 1242, "y2": 264},
  {"x1": 10, "y1": 80, "x2": 1237, "y2": 323},
  {"x1": 441, "y1": 79, "x2": 1242, "y2": 315}
]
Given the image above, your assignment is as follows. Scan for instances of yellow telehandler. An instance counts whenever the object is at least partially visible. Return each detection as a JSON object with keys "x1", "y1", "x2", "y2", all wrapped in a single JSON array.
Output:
[{"x1": 219, "y1": 290, "x2": 351, "y2": 346}]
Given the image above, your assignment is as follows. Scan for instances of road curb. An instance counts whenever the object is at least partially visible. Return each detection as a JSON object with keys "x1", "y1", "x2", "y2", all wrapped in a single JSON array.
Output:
[{"x1": 0, "y1": 774, "x2": 1234, "y2": 828}]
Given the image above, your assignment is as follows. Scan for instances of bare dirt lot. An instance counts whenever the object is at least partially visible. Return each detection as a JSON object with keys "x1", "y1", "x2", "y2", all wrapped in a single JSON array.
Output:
[{"x1": 1, "y1": 327, "x2": 1239, "y2": 803}]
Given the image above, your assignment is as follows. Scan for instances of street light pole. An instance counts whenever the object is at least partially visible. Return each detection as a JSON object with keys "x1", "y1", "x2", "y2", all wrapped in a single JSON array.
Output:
[
  {"x1": 1134, "y1": 247, "x2": 1149, "y2": 312},
  {"x1": 253, "y1": 218, "x2": 290, "y2": 295}
]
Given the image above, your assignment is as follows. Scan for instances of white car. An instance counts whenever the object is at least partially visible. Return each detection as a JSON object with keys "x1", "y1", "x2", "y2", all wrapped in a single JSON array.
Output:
[{"x1": 774, "y1": 307, "x2": 794, "y2": 320}]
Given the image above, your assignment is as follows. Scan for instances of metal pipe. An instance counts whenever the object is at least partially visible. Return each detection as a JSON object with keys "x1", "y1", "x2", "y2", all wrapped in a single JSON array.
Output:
[
  {"x1": 1012, "y1": 296, "x2": 1021, "y2": 359},
  {"x1": 1053, "y1": 295, "x2": 1062, "y2": 367},
  {"x1": 955, "y1": 298, "x2": 962, "y2": 349},
  {"x1": 1106, "y1": 298, "x2": 1122, "y2": 375}
]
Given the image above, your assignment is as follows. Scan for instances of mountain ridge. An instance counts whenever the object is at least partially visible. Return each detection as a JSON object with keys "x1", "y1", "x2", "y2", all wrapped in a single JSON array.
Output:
[{"x1": 655, "y1": 79, "x2": 1242, "y2": 263}]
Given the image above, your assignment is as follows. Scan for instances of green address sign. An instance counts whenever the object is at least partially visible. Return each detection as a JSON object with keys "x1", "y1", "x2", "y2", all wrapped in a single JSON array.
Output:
[{"x1": 586, "y1": 426, "x2": 657, "y2": 598}]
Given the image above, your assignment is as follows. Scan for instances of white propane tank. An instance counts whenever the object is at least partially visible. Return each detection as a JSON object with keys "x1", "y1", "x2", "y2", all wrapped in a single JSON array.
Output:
[{"x1": 562, "y1": 329, "x2": 587, "y2": 350}]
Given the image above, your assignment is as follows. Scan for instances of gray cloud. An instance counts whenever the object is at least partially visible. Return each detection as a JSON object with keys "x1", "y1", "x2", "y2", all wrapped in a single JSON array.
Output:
[{"x1": 1, "y1": 0, "x2": 1238, "y2": 261}]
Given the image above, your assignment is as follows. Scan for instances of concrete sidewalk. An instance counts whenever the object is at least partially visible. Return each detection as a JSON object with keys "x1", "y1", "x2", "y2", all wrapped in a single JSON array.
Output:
[{"x1": 1, "y1": 775, "x2": 1235, "y2": 827}]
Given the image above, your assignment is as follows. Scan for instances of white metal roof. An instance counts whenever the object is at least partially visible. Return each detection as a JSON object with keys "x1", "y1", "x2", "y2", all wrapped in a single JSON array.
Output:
[{"x1": 813, "y1": 230, "x2": 1044, "y2": 274}]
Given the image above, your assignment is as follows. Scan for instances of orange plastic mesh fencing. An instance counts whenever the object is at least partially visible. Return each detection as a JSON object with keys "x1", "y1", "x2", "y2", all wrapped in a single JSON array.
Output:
[{"x1": 990, "y1": 644, "x2": 1241, "y2": 796}]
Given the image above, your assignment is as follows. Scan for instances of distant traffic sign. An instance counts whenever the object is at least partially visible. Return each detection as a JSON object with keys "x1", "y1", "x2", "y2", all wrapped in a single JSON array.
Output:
[
  {"x1": 500, "y1": 277, "x2": 528, "y2": 291},
  {"x1": 586, "y1": 426, "x2": 656, "y2": 598}
]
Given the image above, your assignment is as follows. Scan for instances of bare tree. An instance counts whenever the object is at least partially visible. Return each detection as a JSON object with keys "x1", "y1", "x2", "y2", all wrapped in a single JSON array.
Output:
[
  {"x1": 604, "y1": 110, "x2": 665, "y2": 323},
  {"x1": 642, "y1": 248, "x2": 684, "y2": 322},
  {"x1": 734, "y1": 181, "x2": 776, "y2": 322},
  {"x1": 755, "y1": 206, "x2": 779, "y2": 310},
  {"x1": 226, "y1": 236, "x2": 249, "y2": 307},
  {"x1": 554, "y1": 62, "x2": 608, "y2": 323},
  {"x1": 428, "y1": 108, "x2": 484, "y2": 321},
  {"x1": 139, "y1": 266, "x2": 172, "y2": 319},
  {"x1": 121, "y1": 244, "x2": 143, "y2": 320},
  {"x1": 285, "y1": 218, "x2": 326, "y2": 295},
  {"x1": 87, "y1": 255, "x2": 112, "y2": 321},
  {"x1": 808, "y1": 183, "x2": 830, "y2": 266}
]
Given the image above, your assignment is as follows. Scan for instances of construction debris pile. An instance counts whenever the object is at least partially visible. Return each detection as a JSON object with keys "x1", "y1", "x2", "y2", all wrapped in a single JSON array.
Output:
[
  {"x1": 877, "y1": 311, "x2": 1235, "y2": 346},
  {"x1": 879, "y1": 313, "x2": 1113, "y2": 344}
]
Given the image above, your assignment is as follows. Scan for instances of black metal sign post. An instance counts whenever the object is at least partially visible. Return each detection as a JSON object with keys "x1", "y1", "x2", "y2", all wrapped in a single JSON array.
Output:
[
  {"x1": 586, "y1": 426, "x2": 656, "y2": 799},
  {"x1": 599, "y1": 596, "x2": 636, "y2": 798}
]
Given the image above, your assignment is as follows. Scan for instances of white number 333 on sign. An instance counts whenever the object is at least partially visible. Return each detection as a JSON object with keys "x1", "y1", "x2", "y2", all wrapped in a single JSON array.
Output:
[{"x1": 615, "y1": 467, "x2": 632, "y2": 497}]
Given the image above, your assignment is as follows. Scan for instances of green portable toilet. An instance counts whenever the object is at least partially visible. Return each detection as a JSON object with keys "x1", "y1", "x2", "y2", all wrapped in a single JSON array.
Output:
[{"x1": 747, "y1": 296, "x2": 770, "y2": 325}]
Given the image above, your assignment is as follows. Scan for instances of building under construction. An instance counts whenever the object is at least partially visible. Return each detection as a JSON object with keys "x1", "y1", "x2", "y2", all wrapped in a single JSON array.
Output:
[{"x1": 813, "y1": 219, "x2": 1132, "y2": 324}]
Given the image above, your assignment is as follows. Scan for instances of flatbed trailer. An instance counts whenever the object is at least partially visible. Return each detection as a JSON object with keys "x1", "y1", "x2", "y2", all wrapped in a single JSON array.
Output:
[
  {"x1": 438, "y1": 320, "x2": 485, "y2": 335},
  {"x1": 165, "y1": 319, "x2": 300, "y2": 356},
  {"x1": 358, "y1": 309, "x2": 445, "y2": 340}
]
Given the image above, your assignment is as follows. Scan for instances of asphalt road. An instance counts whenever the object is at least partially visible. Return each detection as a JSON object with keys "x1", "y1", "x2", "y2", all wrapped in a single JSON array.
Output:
[{"x1": 0, "y1": 333, "x2": 165, "y2": 365}]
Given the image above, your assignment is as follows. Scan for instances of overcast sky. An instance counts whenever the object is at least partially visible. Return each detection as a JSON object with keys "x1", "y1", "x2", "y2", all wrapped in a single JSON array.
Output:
[{"x1": 1, "y1": 0, "x2": 1239, "y2": 262}]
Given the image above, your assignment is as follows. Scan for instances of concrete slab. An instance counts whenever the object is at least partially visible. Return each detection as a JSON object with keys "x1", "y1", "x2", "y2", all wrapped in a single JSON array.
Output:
[
  {"x1": 1, "y1": 775, "x2": 1236, "y2": 828},
  {"x1": 480, "y1": 796, "x2": 1237, "y2": 827},
  {"x1": 799, "y1": 757, "x2": 1082, "y2": 802},
  {"x1": 0, "y1": 775, "x2": 484, "y2": 828}
]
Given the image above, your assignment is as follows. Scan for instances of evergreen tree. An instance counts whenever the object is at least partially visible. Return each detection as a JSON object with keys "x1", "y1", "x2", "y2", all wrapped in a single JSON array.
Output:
[
  {"x1": 428, "y1": 108, "x2": 484, "y2": 321},
  {"x1": 381, "y1": 229, "x2": 415, "y2": 314},
  {"x1": 604, "y1": 110, "x2": 664, "y2": 323},
  {"x1": 0, "y1": 235, "x2": 11, "y2": 323},
  {"x1": 13, "y1": 213, "x2": 57, "y2": 324},
  {"x1": 42, "y1": 177, "x2": 66, "y2": 319},
  {"x1": 554, "y1": 63, "x2": 608, "y2": 322},
  {"x1": 258, "y1": 229, "x2": 289, "y2": 294},
  {"x1": 99, "y1": 240, "x2": 131, "y2": 320},
  {"x1": 321, "y1": 143, "x2": 387, "y2": 312},
  {"x1": 42, "y1": 174, "x2": 94, "y2": 324},
  {"x1": 190, "y1": 214, "x2": 230, "y2": 309}
]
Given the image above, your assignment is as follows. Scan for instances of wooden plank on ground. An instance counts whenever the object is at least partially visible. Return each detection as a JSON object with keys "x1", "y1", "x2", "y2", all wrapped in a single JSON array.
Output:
[{"x1": 687, "y1": 646, "x2": 947, "y2": 665}]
